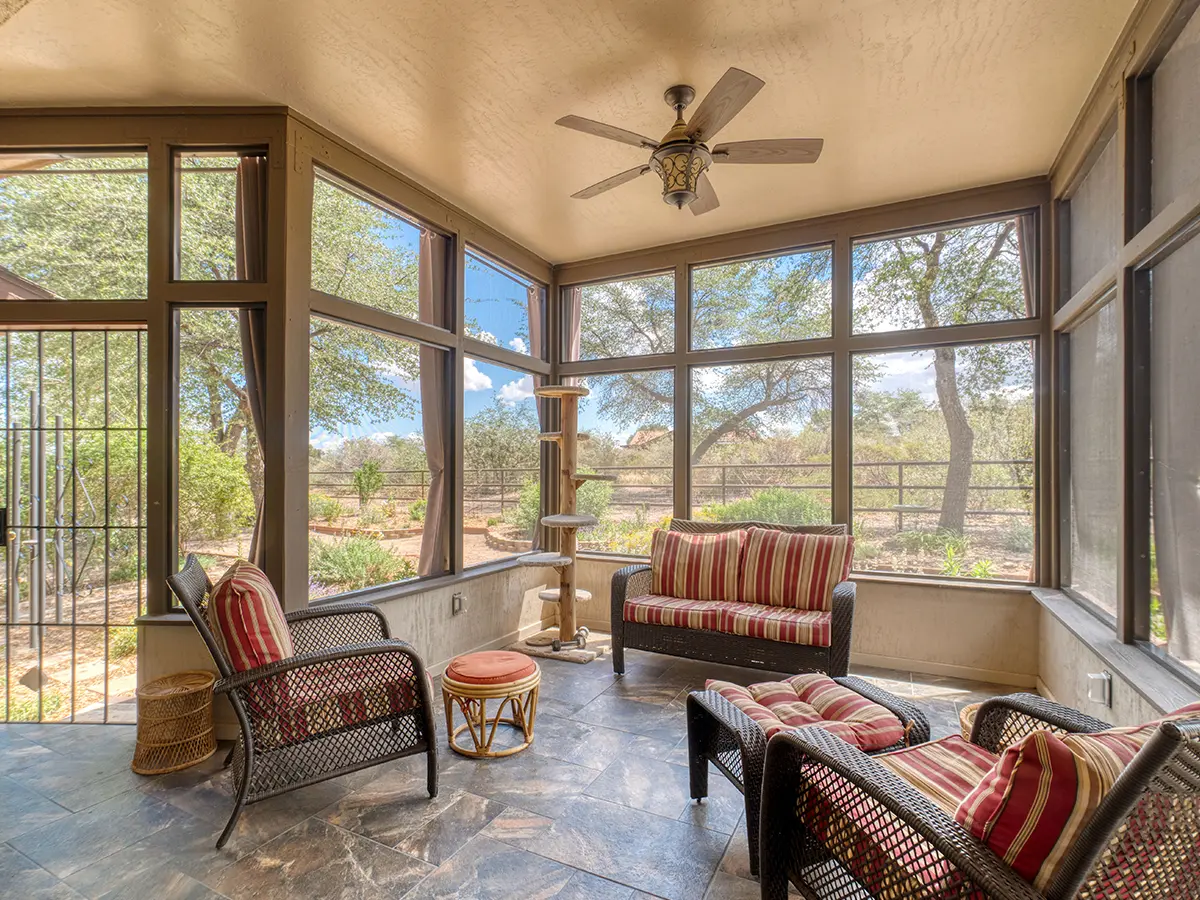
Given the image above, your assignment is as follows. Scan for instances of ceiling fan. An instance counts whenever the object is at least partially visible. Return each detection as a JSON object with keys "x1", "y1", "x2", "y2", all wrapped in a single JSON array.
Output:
[{"x1": 556, "y1": 67, "x2": 823, "y2": 216}]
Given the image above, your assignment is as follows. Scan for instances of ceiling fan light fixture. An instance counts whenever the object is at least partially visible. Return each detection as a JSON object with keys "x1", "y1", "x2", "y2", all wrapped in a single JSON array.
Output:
[{"x1": 650, "y1": 142, "x2": 711, "y2": 209}]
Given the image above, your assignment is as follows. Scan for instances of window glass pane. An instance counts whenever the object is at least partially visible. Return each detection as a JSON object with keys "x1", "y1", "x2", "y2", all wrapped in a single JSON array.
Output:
[
  {"x1": 308, "y1": 317, "x2": 444, "y2": 597},
  {"x1": 852, "y1": 215, "x2": 1035, "y2": 334},
  {"x1": 464, "y1": 250, "x2": 539, "y2": 356},
  {"x1": 463, "y1": 357, "x2": 540, "y2": 566},
  {"x1": 1150, "y1": 235, "x2": 1200, "y2": 676},
  {"x1": 691, "y1": 358, "x2": 832, "y2": 522},
  {"x1": 176, "y1": 309, "x2": 264, "y2": 584},
  {"x1": 311, "y1": 173, "x2": 437, "y2": 322},
  {"x1": 1069, "y1": 132, "x2": 1120, "y2": 295},
  {"x1": 852, "y1": 341, "x2": 1035, "y2": 581},
  {"x1": 577, "y1": 371, "x2": 674, "y2": 555},
  {"x1": 0, "y1": 151, "x2": 147, "y2": 299},
  {"x1": 1066, "y1": 300, "x2": 1120, "y2": 615},
  {"x1": 1153, "y1": 10, "x2": 1200, "y2": 215},
  {"x1": 692, "y1": 248, "x2": 832, "y2": 349},
  {"x1": 176, "y1": 152, "x2": 266, "y2": 281},
  {"x1": 570, "y1": 272, "x2": 674, "y2": 360}
]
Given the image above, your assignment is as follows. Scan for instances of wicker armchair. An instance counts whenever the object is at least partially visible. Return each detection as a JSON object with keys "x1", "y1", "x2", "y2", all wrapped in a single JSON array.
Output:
[
  {"x1": 611, "y1": 519, "x2": 854, "y2": 676},
  {"x1": 167, "y1": 555, "x2": 438, "y2": 849},
  {"x1": 759, "y1": 693, "x2": 1200, "y2": 900},
  {"x1": 687, "y1": 677, "x2": 929, "y2": 877}
]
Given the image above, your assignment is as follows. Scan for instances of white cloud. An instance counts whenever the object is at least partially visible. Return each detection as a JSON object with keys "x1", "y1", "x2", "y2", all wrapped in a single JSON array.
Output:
[
  {"x1": 476, "y1": 329, "x2": 499, "y2": 345},
  {"x1": 464, "y1": 358, "x2": 493, "y2": 391},
  {"x1": 367, "y1": 431, "x2": 395, "y2": 443},
  {"x1": 499, "y1": 374, "x2": 535, "y2": 406},
  {"x1": 508, "y1": 336, "x2": 528, "y2": 354},
  {"x1": 309, "y1": 430, "x2": 344, "y2": 451}
]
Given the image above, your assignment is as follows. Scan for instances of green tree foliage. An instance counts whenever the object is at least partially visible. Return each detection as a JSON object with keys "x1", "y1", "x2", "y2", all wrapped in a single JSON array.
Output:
[
  {"x1": 464, "y1": 400, "x2": 540, "y2": 473},
  {"x1": 352, "y1": 459, "x2": 385, "y2": 508},
  {"x1": 507, "y1": 477, "x2": 613, "y2": 540},
  {"x1": 176, "y1": 429, "x2": 257, "y2": 546},
  {"x1": 309, "y1": 535, "x2": 416, "y2": 592}
]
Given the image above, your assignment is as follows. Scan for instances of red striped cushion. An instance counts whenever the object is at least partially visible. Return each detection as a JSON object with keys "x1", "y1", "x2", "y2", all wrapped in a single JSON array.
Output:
[
  {"x1": 738, "y1": 527, "x2": 854, "y2": 611},
  {"x1": 707, "y1": 674, "x2": 906, "y2": 749},
  {"x1": 650, "y1": 528, "x2": 744, "y2": 602},
  {"x1": 207, "y1": 559, "x2": 295, "y2": 673},
  {"x1": 879, "y1": 735, "x2": 1000, "y2": 816},
  {"x1": 622, "y1": 594, "x2": 727, "y2": 631},
  {"x1": 717, "y1": 602, "x2": 832, "y2": 647}
]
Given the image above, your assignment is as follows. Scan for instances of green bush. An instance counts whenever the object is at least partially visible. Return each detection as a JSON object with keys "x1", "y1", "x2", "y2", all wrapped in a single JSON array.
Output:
[
  {"x1": 177, "y1": 429, "x2": 257, "y2": 546},
  {"x1": 409, "y1": 499, "x2": 427, "y2": 523},
  {"x1": 699, "y1": 487, "x2": 827, "y2": 526},
  {"x1": 358, "y1": 506, "x2": 384, "y2": 526},
  {"x1": 1003, "y1": 522, "x2": 1035, "y2": 554},
  {"x1": 896, "y1": 528, "x2": 968, "y2": 556},
  {"x1": 352, "y1": 460, "x2": 384, "y2": 508},
  {"x1": 581, "y1": 508, "x2": 670, "y2": 556},
  {"x1": 506, "y1": 475, "x2": 613, "y2": 540},
  {"x1": 309, "y1": 493, "x2": 346, "y2": 525},
  {"x1": 110, "y1": 625, "x2": 138, "y2": 659},
  {"x1": 310, "y1": 536, "x2": 416, "y2": 592}
]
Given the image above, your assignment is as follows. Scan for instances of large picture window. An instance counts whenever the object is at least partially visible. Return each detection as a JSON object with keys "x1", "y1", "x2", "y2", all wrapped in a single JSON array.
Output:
[
  {"x1": 568, "y1": 272, "x2": 674, "y2": 361},
  {"x1": 464, "y1": 249, "x2": 541, "y2": 357}
]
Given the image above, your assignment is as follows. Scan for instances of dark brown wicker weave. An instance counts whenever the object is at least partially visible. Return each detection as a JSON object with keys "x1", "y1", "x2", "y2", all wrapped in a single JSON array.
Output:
[
  {"x1": 167, "y1": 555, "x2": 438, "y2": 849},
  {"x1": 611, "y1": 520, "x2": 854, "y2": 677},
  {"x1": 760, "y1": 693, "x2": 1200, "y2": 900},
  {"x1": 687, "y1": 676, "x2": 929, "y2": 877}
]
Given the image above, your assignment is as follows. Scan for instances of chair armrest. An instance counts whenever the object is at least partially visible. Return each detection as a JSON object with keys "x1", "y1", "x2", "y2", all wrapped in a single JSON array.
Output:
[
  {"x1": 828, "y1": 580, "x2": 855, "y2": 677},
  {"x1": 284, "y1": 602, "x2": 390, "y2": 652},
  {"x1": 760, "y1": 727, "x2": 1045, "y2": 900},
  {"x1": 214, "y1": 639, "x2": 424, "y2": 695},
  {"x1": 970, "y1": 693, "x2": 1111, "y2": 753},
  {"x1": 687, "y1": 689, "x2": 768, "y2": 790},
  {"x1": 611, "y1": 564, "x2": 652, "y2": 621},
  {"x1": 835, "y1": 675, "x2": 931, "y2": 746}
]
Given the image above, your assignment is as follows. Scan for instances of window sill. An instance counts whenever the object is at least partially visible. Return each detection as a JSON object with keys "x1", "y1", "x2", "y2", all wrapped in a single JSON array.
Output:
[
  {"x1": 851, "y1": 571, "x2": 1035, "y2": 594},
  {"x1": 311, "y1": 555, "x2": 528, "y2": 607},
  {"x1": 1033, "y1": 588, "x2": 1200, "y2": 714}
]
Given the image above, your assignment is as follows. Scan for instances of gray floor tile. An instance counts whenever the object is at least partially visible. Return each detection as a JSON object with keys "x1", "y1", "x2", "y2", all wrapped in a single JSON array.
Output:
[
  {"x1": 555, "y1": 870, "x2": 635, "y2": 899},
  {"x1": 0, "y1": 844, "x2": 87, "y2": 900},
  {"x1": 528, "y1": 712, "x2": 639, "y2": 770},
  {"x1": 0, "y1": 774, "x2": 72, "y2": 842},
  {"x1": 571, "y1": 694, "x2": 687, "y2": 744},
  {"x1": 401, "y1": 833, "x2": 574, "y2": 900},
  {"x1": 451, "y1": 751, "x2": 602, "y2": 819},
  {"x1": 319, "y1": 764, "x2": 458, "y2": 846},
  {"x1": 394, "y1": 791, "x2": 506, "y2": 864}
]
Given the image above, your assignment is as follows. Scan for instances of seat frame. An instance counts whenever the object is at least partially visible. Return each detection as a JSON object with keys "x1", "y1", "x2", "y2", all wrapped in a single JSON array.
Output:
[{"x1": 166, "y1": 554, "x2": 438, "y2": 848}]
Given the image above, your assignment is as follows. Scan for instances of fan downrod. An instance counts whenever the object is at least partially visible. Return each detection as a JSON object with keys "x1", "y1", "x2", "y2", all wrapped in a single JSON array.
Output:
[{"x1": 663, "y1": 84, "x2": 696, "y2": 113}]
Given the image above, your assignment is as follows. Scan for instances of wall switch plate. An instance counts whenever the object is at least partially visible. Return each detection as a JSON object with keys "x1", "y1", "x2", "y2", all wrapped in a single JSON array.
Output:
[
  {"x1": 1086, "y1": 671, "x2": 1112, "y2": 708},
  {"x1": 451, "y1": 592, "x2": 464, "y2": 616}
]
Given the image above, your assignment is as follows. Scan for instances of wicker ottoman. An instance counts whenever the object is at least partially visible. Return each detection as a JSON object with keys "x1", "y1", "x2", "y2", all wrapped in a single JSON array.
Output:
[
  {"x1": 132, "y1": 670, "x2": 217, "y2": 775},
  {"x1": 687, "y1": 673, "x2": 930, "y2": 877},
  {"x1": 442, "y1": 650, "x2": 541, "y2": 758}
]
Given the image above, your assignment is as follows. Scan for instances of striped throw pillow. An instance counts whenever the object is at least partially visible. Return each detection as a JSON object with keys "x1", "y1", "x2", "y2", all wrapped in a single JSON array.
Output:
[
  {"x1": 207, "y1": 559, "x2": 295, "y2": 673},
  {"x1": 738, "y1": 527, "x2": 854, "y2": 611},
  {"x1": 649, "y1": 528, "x2": 744, "y2": 602}
]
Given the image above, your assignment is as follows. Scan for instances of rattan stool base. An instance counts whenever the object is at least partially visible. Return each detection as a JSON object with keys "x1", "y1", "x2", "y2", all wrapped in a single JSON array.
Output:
[
  {"x1": 132, "y1": 670, "x2": 217, "y2": 775},
  {"x1": 443, "y1": 668, "x2": 540, "y2": 759}
]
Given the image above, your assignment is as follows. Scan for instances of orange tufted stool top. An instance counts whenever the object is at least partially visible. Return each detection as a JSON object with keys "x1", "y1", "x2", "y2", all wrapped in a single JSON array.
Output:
[{"x1": 442, "y1": 650, "x2": 540, "y2": 758}]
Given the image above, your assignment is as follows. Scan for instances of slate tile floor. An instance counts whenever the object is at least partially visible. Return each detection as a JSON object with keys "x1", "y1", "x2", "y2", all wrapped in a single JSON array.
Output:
[{"x1": 0, "y1": 651, "x2": 1009, "y2": 899}]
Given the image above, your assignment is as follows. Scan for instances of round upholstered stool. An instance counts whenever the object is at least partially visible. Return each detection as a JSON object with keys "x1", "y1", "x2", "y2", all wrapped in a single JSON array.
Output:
[{"x1": 442, "y1": 650, "x2": 541, "y2": 758}]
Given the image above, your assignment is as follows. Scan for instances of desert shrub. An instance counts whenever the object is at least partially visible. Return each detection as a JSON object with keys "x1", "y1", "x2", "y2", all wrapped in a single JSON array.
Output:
[
  {"x1": 699, "y1": 487, "x2": 826, "y2": 526},
  {"x1": 358, "y1": 506, "x2": 383, "y2": 526},
  {"x1": 309, "y1": 493, "x2": 346, "y2": 525},
  {"x1": 506, "y1": 476, "x2": 613, "y2": 540},
  {"x1": 352, "y1": 460, "x2": 385, "y2": 507},
  {"x1": 896, "y1": 528, "x2": 968, "y2": 556},
  {"x1": 409, "y1": 499, "x2": 427, "y2": 522},
  {"x1": 581, "y1": 508, "x2": 671, "y2": 556},
  {"x1": 110, "y1": 625, "x2": 138, "y2": 659},
  {"x1": 177, "y1": 429, "x2": 256, "y2": 546},
  {"x1": 309, "y1": 536, "x2": 416, "y2": 592},
  {"x1": 1003, "y1": 521, "x2": 1035, "y2": 554},
  {"x1": 970, "y1": 559, "x2": 996, "y2": 579}
]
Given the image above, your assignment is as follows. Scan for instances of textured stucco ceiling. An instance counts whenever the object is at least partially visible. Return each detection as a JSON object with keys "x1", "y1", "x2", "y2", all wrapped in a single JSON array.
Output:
[{"x1": 1, "y1": 0, "x2": 1134, "y2": 263}]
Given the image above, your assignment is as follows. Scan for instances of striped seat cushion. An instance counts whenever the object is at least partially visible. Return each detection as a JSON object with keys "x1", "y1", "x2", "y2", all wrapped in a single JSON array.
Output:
[
  {"x1": 707, "y1": 673, "x2": 907, "y2": 749},
  {"x1": 717, "y1": 602, "x2": 832, "y2": 647},
  {"x1": 954, "y1": 701, "x2": 1200, "y2": 890},
  {"x1": 738, "y1": 527, "x2": 854, "y2": 611},
  {"x1": 650, "y1": 528, "x2": 744, "y2": 602},
  {"x1": 622, "y1": 594, "x2": 728, "y2": 631},
  {"x1": 207, "y1": 559, "x2": 295, "y2": 673},
  {"x1": 878, "y1": 735, "x2": 1000, "y2": 816}
]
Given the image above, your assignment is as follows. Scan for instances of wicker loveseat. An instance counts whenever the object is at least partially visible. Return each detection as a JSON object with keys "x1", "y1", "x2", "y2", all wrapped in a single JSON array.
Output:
[
  {"x1": 611, "y1": 520, "x2": 854, "y2": 676},
  {"x1": 759, "y1": 693, "x2": 1200, "y2": 900}
]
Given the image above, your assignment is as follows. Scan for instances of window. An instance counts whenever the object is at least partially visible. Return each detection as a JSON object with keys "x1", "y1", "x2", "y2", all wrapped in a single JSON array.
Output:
[
  {"x1": 852, "y1": 342, "x2": 1035, "y2": 581},
  {"x1": 308, "y1": 317, "x2": 447, "y2": 597},
  {"x1": 175, "y1": 151, "x2": 267, "y2": 281},
  {"x1": 462, "y1": 356, "x2": 541, "y2": 566},
  {"x1": 576, "y1": 371, "x2": 674, "y2": 555},
  {"x1": 691, "y1": 358, "x2": 832, "y2": 523},
  {"x1": 852, "y1": 215, "x2": 1036, "y2": 334},
  {"x1": 692, "y1": 247, "x2": 832, "y2": 349},
  {"x1": 1152, "y1": 10, "x2": 1200, "y2": 214},
  {"x1": 464, "y1": 250, "x2": 541, "y2": 356},
  {"x1": 174, "y1": 308, "x2": 264, "y2": 585},
  {"x1": 1065, "y1": 299, "x2": 1120, "y2": 616},
  {"x1": 0, "y1": 151, "x2": 148, "y2": 300},
  {"x1": 1149, "y1": 235, "x2": 1200, "y2": 676},
  {"x1": 311, "y1": 172, "x2": 440, "y2": 324},
  {"x1": 1067, "y1": 130, "x2": 1120, "y2": 296},
  {"x1": 568, "y1": 272, "x2": 674, "y2": 361}
]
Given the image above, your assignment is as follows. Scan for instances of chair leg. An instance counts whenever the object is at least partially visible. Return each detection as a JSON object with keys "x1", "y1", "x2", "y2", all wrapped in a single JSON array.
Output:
[
  {"x1": 217, "y1": 742, "x2": 252, "y2": 850},
  {"x1": 426, "y1": 744, "x2": 439, "y2": 798},
  {"x1": 611, "y1": 643, "x2": 625, "y2": 675}
]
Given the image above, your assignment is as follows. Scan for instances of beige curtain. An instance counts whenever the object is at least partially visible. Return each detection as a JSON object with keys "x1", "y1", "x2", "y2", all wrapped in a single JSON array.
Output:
[
  {"x1": 567, "y1": 286, "x2": 583, "y2": 383},
  {"x1": 528, "y1": 284, "x2": 550, "y2": 550},
  {"x1": 235, "y1": 154, "x2": 268, "y2": 567},
  {"x1": 1015, "y1": 214, "x2": 1036, "y2": 317},
  {"x1": 418, "y1": 229, "x2": 449, "y2": 576}
]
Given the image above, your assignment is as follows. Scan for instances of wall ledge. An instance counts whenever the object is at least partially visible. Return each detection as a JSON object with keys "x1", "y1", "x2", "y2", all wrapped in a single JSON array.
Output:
[{"x1": 1033, "y1": 588, "x2": 1200, "y2": 714}]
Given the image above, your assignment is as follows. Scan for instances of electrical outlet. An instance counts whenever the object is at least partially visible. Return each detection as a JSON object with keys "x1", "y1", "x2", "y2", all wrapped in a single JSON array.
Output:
[
  {"x1": 451, "y1": 592, "x2": 464, "y2": 616},
  {"x1": 1086, "y1": 671, "x2": 1112, "y2": 708}
]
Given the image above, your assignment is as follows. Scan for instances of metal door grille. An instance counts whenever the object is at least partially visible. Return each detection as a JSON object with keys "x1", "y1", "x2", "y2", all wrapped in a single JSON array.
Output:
[{"x1": 2, "y1": 329, "x2": 146, "y2": 723}]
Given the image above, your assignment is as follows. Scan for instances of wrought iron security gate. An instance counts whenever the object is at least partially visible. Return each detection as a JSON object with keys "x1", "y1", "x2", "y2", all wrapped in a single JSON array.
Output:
[{"x1": 2, "y1": 329, "x2": 146, "y2": 723}]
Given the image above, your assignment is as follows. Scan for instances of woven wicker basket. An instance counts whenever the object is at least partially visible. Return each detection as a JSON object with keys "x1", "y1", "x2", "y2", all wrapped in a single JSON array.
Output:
[
  {"x1": 132, "y1": 670, "x2": 217, "y2": 775},
  {"x1": 959, "y1": 701, "x2": 982, "y2": 741}
]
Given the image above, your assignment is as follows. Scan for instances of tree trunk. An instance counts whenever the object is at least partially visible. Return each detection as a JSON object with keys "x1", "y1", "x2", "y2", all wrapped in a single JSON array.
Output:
[{"x1": 933, "y1": 346, "x2": 973, "y2": 533}]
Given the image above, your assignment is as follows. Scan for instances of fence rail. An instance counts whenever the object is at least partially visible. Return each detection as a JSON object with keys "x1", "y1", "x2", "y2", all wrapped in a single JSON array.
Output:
[{"x1": 310, "y1": 459, "x2": 1033, "y2": 531}]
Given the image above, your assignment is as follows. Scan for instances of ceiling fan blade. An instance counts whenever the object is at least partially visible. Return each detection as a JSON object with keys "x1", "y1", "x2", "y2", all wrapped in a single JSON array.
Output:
[
  {"x1": 686, "y1": 67, "x2": 765, "y2": 142},
  {"x1": 690, "y1": 172, "x2": 720, "y2": 216},
  {"x1": 556, "y1": 115, "x2": 659, "y2": 150},
  {"x1": 712, "y1": 138, "x2": 824, "y2": 164},
  {"x1": 570, "y1": 165, "x2": 652, "y2": 200}
]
